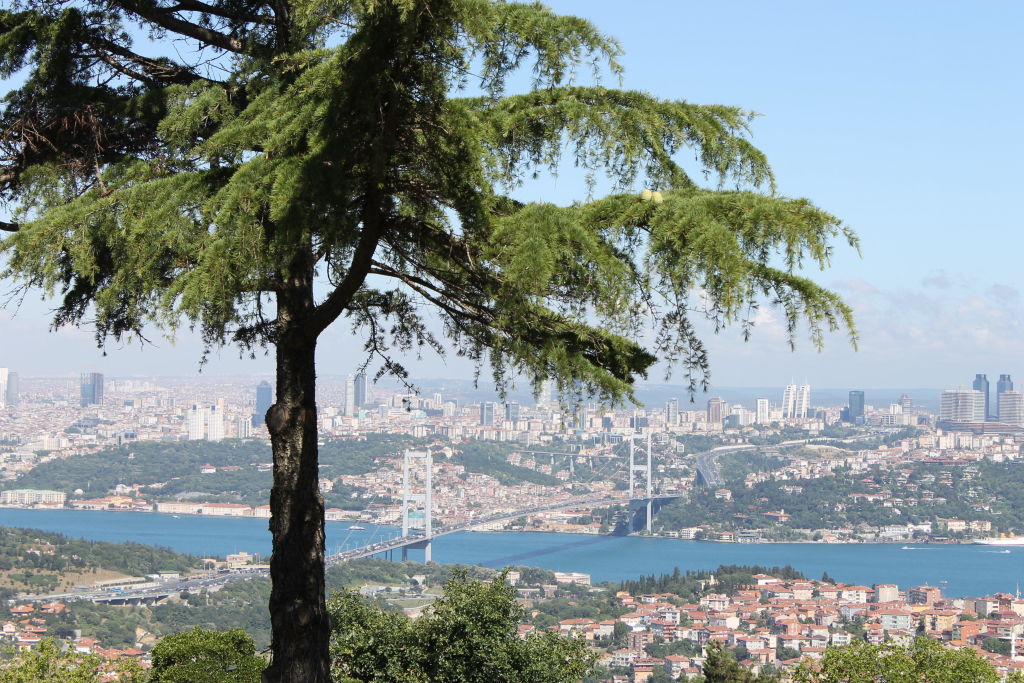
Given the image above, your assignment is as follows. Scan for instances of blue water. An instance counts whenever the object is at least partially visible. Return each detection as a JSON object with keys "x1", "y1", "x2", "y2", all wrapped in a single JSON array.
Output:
[{"x1": 2, "y1": 508, "x2": 1021, "y2": 598}]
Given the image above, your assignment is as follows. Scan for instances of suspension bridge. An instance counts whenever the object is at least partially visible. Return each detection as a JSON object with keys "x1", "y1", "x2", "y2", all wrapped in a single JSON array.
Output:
[{"x1": 326, "y1": 434, "x2": 677, "y2": 566}]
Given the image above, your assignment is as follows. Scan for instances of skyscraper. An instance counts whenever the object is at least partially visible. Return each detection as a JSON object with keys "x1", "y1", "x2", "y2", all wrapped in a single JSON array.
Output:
[
  {"x1": 899, "y1": 393, "x2": 913, "y2": 414},
  {"x1": 0, "y1": 368, "x2": 7, "y2": 408},
  {"x1": 479, "y1": 402, "x2": 495, "y2": 426},
  {"x1": 343, "y1": 374, "x2": 356, "y2": 417},
  {"x1": 848, "y1": 391, "x2": 865, "y2": 423},
  {"x1": 354, "y1": 372, "x2": 367, "y2": 408},
  {"x1": 504, "y1": 401, "x2": 520, "y2": 423},
  {"x1": 973, "y1": 374, "x2": 990, "y2": 420},
  {"x1": 997, "y1": 374, "x2": 1014, "y2": 420},
  {"x1": 998, "y1": 391, "x2": 1024, "y2": 427},
  {"x1": 782, "y1": 383, "x2": 811, "y2": 419},
  {"x1": 6, "y1": 372, "x2": 18, "y2": 406},
  {"x1": 665, "y1": 398, "x2": 679, "y2": 426},
  {"x1": 187, "y1": 403, "x2": 208, "y2": 440},
  {"x1": 207, "y1": 405, "x2": 225, "y2": 441},
  {"x1": 253, "y1": 381, "x2": 273, "y2": 427},
  {"x1": 940, "y1": 389, "x2": 985, "y2": 423},
  {"x1": 80, "y1": 372, "x2": 104, "y2": 407},
  {"x1": 537, "y1": 380, "x2": 554, "y2": 408},
  {"x1": 755, "y1": 398, "x2": 770, "y2": 425},
  {"x1": 707, "y1": 397, "x2": 728, "y2": 424}
]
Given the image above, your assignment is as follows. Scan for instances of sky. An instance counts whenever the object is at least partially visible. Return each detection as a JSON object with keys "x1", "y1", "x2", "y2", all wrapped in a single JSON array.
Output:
[{"x1": 1, "y1": 1, "x2": 1023, "y2": 390}]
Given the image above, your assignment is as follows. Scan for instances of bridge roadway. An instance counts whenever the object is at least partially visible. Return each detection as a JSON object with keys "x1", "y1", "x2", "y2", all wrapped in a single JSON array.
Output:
[{"x1": 326, "y1": 492, "x2": 679, "y2": 565}]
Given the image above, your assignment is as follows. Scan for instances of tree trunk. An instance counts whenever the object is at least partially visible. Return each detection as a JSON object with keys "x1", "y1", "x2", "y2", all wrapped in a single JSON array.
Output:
[{"x1": 263, "y1": 286, "x2": 330, "y2": 681}]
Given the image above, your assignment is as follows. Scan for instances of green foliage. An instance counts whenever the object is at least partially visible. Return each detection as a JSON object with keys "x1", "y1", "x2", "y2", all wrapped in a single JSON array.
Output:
[
  {"x1": 0, "y1": 638, "x2": 145, "y2": 682},
  {"x1": 792, "y1": 638, "x2": 1000, "y2": 683},
  {"x1": 328, "y1": 570, "x2": 595, "y2": 682},
  {"x1": 0, "y1": 1, "x2": 856, "y2": 402},
  {"x1": 702, "y1": 641, "x2": 777, "y2": 682},
  {"x1": 0, "y1": 526, "x2": 197, "y2": 579},
  {"x1": 616, "y1": 565, "x2": 805, "y2": 601},
  {"x1": 150, "y1": 627, "x2": 265, "y2": 683},
  {"x1": 451, "y1": 442, "x2": 561, "y2": 486}
]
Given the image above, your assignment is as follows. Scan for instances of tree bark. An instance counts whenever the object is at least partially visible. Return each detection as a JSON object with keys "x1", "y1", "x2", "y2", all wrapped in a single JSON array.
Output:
[{"x1": 263, "y1": 278, "x2": 330, "y2": 682}]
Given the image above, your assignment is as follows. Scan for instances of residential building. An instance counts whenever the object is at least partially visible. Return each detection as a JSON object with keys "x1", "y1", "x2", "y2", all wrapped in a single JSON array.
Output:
[
  {"x1": 755, "y1": 398, "x2": 770, "y2": 425},
  {"x1": 707, "y1": 397, "x2": 728, "y2": 424},
  {"x1": 939, "y1": 389, "x2": 985, "y2": 423},
  {"x1": 998, "y1": 391, "x2": 1024, "y2": 427},
  {"x1": 783, "y1": 383, "x2": 810, "y2": 419}
]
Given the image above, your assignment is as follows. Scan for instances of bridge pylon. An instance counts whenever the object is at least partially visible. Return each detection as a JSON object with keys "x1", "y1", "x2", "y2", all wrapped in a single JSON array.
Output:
[
  {"x1": 628, "y1": 433, "x2": 654, "y2": 532},
  {"x1": 401, "y1": 448, "x2": 433, "y2": 562}
]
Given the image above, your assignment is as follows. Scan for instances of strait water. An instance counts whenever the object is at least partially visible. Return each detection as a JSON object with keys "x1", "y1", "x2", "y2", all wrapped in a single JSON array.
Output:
[{"x1": 1, "y1": 508, "x2": 1020, "y2": 598}]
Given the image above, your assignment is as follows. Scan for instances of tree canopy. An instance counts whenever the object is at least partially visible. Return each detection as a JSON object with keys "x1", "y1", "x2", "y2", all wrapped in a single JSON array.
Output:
[
  {"x1": 0, "y1": 0, "x2": 855, "y2": 400},
  {"x1": 0, "y1": 0, "x2": 858, "y2": 679},
  {"x1": 328, "y1": 570, "x2": 595, "y2": 682}
]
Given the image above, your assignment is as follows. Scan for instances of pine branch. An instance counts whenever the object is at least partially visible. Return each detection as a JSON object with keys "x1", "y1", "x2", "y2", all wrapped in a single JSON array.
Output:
[{"x1": 111, "y1": 0, "x2": 247, "y2": 53}]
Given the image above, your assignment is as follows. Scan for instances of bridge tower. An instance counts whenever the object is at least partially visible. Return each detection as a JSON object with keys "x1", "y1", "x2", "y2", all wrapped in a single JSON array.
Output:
[
  {"x1": 628, "y1": 433, "x2": 653, "y2": 532},
  {"x1": 401, "y1": 448, "x2": 433, "y2": 562}
]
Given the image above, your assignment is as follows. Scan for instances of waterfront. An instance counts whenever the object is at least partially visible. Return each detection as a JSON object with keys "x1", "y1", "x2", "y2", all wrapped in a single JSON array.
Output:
[{"x1": 2, "y1": 508, "x2": 1021, "y2": 598}]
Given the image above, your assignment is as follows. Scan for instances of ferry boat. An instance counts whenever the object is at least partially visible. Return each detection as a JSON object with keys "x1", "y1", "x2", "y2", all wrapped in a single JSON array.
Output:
[
  {"x1": 348, "y1": 525, "x2": 366, "y2": 530},
  {"x1": 974, "y1": 536, "x2": 1024, "y2": 546}
]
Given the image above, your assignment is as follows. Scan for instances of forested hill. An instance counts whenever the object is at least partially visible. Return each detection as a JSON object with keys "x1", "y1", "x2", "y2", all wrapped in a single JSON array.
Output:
[
  {"x1": 1, "y1": 436, "x2": 416, "y2": 508},
  {"x1": 0, "y1": 526, "x2": 198, "y2": 574}
]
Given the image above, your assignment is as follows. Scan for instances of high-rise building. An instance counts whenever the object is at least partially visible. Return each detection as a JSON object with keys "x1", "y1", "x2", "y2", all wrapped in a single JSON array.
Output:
[
  {"x1": 537, "y1": 380, "x2": 554, "y2": 408},
  {"x1": 235, "y1": 417, "x2": 252, "y2": 439},
  {"x1": 973, "y1": 374, "x2": 990, "y2": 420},
  {"x1": 187, "y1": 404, "x2": 208, "y2": 440},
  {"x1": 504, "y1": 401, "x2": 520, "y2": 423},
  {"x1": 253, "y1": 381, "x2": 273, "y2": 427},
  {"x1": 665, "y1": 398, "x2": 679, "y2": 426},
  {"x1": 0, "y1": 368, "x2": 7, "y2": 408},
  {"x1": 755, "y1": 398, "x2": 770, "y2": 425},
  {"x1": 782, "y1": 383, "x2": 811, "y2": 419},
  {"x1": 998, "y1": 391, "x2": 1024, "y2": 427},
  {"x1": 479, "y1": 402, "x2": 495, "y2": 426},
  {"x1": 354, "y1": 372, "x2": 367, "y2": 408},
  {"x1": 7, "y1": 371, "x2": 19, "y2": 406},
  {"x1": 899, "y1": 393, "x2": 913, "y2": 415},
  {"x1": 207, "y1": 405, "x2": 225, "y2": 441},
  {"x1": 707, "y1": 397, "x2": 728, "y2": 424},
  {"x1": 997, "y1": 374, "x2": 1014, "y2": 420},
  {"x1": 80, "y1": 372, "x2": 104, "y2": 407},
  {"x1": 940, "y1": 389, "x2": 985, "y2": 423},
  {"x1": 343, "y1": 374, "x2": 356, "y2": 417},
  {"x1": 848, "y1": 391, "x2": 865, "y2": 423}
]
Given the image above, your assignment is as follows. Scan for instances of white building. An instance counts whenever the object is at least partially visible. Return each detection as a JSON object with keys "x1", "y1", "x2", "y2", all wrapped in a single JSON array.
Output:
[
  {"x1": 755, "y1": 398, "x2": 770, "y2": 425},
  {"x1": 0, "y1": 368, "x2": 7, "y2": 408},
  {"x1": 343, "y1": 374, "x2": 356, "y2": 417},
  {"x1": 939, "y1": 389, "x2": 985, "y2": 423},
  {"x1": 187, "y1": 404, "x2": 209, "y2": 440},
  {"x1": 207, "y1": 405, "x2": 225, "y2": 441},
  {"x1": 998, "y1": 390, "x2": 1024, "y2": 426},
  {"x1": 782, "y1": 383, "x2": 811, "y2": 419}
]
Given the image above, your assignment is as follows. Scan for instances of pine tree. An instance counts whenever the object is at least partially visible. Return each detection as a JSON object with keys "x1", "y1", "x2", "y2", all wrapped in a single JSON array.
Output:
[{"x1": 0, "y1": 1, "x2": 856, "y2": 679}]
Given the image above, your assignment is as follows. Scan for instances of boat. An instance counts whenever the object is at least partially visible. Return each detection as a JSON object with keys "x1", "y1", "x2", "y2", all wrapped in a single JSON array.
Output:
[
  {"x1": 974, "y1": 537, "x2": 1024, "y2": 546},
  {"x1": 348, "y1": 525, "x2": 366, "y2": 530}
]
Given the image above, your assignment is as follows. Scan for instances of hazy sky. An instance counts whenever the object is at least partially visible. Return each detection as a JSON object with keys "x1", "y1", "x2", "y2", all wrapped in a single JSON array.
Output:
[{"x1": 2, "y1": 1, "x2": 1022, "y2": 389}]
